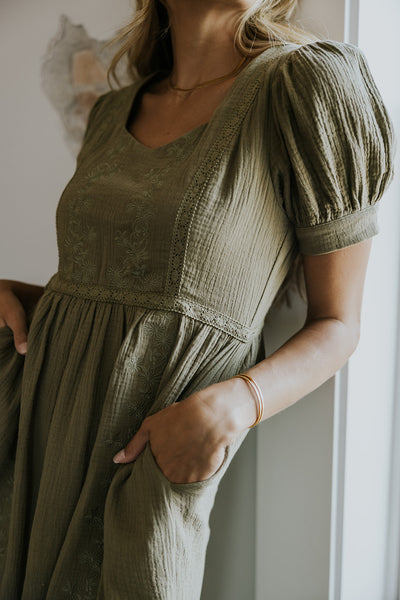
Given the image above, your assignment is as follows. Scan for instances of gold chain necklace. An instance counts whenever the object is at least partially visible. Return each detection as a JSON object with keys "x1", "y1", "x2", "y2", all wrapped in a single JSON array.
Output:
[{"x1": 168, "y1": 55, "x2": 249, "y2": 92}]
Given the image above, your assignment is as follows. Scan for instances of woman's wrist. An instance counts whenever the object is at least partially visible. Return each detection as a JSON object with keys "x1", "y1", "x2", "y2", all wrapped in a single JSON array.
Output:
[
  {"x1": 203, "y1": 377, "x2": 260, "y2": 442},
  {"x1": 233, "y1": 372, "x2": 265, "y2": 428},
  {"x1": 229, "y1": 375, "x2": 261, "y2": 432}
]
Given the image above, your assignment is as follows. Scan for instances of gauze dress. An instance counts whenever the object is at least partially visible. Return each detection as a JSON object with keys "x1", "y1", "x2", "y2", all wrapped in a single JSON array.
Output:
[{"x1": 0, "y1": 40, "x2": 395, "y2": 599}]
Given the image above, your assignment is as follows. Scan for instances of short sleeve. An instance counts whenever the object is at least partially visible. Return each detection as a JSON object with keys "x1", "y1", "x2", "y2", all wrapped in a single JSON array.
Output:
[{"x1": 270, "y1": 40, "x2": 396, "y2": 255}]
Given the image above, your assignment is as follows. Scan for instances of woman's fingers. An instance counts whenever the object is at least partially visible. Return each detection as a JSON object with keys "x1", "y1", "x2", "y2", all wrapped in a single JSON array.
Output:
[
  {"x1": 111, "y1": 402, "x2": 227, "y2": 484},
  {"x1": 112, "y1": 392, "x2": 230, "y2": 482},
  {"x1": 0, "y1": 288, "x2": 28, "y2": 354},
  {"x1": 113, "y1": 421, "x2": 150, "y2": 464},
  {"x1": 8, "y1": 313, "x2": 28, "y2": 355}
]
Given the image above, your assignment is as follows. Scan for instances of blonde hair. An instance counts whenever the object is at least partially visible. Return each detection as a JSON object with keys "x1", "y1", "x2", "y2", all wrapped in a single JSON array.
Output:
[
  {"x1": 106, "y1": 0, "x2": 319, "y2": 88},
  {"x1": 105, "y1": 0, "x2": 316, "y2": 310}
]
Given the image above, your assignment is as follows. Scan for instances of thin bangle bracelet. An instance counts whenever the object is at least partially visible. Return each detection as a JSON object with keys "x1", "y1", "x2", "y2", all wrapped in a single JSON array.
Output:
[{"x1": 233, "y1": 373, "x2": 264, "y2": 428}]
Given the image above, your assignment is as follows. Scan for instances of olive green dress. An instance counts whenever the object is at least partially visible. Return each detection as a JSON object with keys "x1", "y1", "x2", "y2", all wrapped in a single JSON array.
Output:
[{"x1": 0, "y1": 40, "x2": 395, "y2": 599}]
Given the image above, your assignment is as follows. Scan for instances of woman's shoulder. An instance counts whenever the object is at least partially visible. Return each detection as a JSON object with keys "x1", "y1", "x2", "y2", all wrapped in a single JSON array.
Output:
[
  {"x1": 255, "y1": 38, "x2": 368, "y2": 88},
  {"x1": 277, "y1": 38, "x2": 362, "y2": 62},
  {"x1": 82, "y1": 84, "x2": 137, "y2": 134},
  {"x1": 245, "y1": 39, "x2": 373, "y2": 131},
  {"x1": 77, "y1": 84, "x2": 136, "y2": 159},
  {"x1": 90, "y1": 84, "x2": 134, "y2": 115},
  {"x1": 252, "y1": 38, "x2": 392, "y2": 136}
]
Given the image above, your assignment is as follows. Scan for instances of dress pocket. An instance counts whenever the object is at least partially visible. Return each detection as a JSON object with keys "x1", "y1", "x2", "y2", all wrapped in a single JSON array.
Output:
[
  {"x1": 0, "y1": 325, "x2": 17, "y2": 355},
  {"x1": 144, "y1": 441, "x2": 229, "y2": 494}
]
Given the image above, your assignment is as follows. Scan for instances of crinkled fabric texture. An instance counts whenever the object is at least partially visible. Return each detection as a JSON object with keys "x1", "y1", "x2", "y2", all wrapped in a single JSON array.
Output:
[
  {"x1": 269, "y1": 41, "x2": 396, "y2": 254},
  {"x1": 0, "y1": 39, "x2": 395, "y2": 600}
]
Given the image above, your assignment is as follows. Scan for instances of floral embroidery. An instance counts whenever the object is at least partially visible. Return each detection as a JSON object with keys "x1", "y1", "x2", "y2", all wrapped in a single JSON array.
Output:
[
  {"x1": 59, "y1": 138, "x2": 131, "y2": 284},
  {"x1": 105, "y1": 201, "x2": 162, "y2": 291}
]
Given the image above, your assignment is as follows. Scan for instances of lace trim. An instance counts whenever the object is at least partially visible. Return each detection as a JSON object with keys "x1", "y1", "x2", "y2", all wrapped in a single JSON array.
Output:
[
  {"x1": 44, "y1": 273, "x2": 261, "y2": 342},
  {"x1": 166, "y1": 45, "x2": 288, "y2": 298}
]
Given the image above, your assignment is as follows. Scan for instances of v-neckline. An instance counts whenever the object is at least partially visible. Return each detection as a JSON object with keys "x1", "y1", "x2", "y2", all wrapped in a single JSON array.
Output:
[
  {"x1": 122, "y1": 69, "x2": 209, "y2": 153},
  {"x1": 121, "y1": 43, "x2": 287, "y2": 153}
]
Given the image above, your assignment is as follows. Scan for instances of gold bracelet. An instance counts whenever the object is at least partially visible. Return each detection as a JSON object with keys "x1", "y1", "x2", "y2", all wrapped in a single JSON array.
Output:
[{"x1": 233, "y1": 373, "x2": 264, "y2": 428}]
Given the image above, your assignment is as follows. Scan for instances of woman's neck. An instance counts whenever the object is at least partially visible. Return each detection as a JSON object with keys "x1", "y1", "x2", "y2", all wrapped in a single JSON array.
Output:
[{"x1": 165, "y1": 0, "x2": 249, "y2": 90}]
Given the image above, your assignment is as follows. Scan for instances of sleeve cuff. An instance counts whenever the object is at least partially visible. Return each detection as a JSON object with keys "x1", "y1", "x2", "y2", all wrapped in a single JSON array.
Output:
[{"x1": 295, "y1": 204, "x2": 380, "y2": 255}]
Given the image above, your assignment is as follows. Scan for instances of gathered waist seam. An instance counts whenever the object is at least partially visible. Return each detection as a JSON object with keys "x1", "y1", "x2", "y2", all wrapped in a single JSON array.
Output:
[{"x1": 43, "y1": 273, "x2": 262, "y2": 342}]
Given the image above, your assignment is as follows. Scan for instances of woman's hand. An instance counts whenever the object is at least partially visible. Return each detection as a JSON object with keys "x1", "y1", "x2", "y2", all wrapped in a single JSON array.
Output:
[
  {"x1": 112, "y1": 378, "x2": 256, "y2": 484},
  {"x1": 0, "y1": 279, "x2": 44, "y2": 354}
]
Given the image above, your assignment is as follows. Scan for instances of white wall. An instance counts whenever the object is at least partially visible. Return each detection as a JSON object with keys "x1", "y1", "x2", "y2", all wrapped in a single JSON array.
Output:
[
  {"x1": 341, "y1": 1, "x2": 400, "y2": 598},
  {"x1": 0, "y1": 0, "x2": 132, "y2": 283},
  {"x1": 294, "y1": 0, "x2": 346, "y2": 40}
]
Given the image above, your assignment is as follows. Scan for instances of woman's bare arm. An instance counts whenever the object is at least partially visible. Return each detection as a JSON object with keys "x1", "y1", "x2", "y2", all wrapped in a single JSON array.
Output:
[{"x1": 220, "y1": 238, "x2": 373, "y2": 433}]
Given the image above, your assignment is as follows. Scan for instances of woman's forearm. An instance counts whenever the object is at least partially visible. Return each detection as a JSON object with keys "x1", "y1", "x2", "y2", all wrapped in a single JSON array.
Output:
[{"x1": 218, "y1": 317, "x2": 360, "y2": 438}]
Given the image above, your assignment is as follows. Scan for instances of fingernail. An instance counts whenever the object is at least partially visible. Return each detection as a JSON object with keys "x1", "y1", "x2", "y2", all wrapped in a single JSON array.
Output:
[
  {"x1": 113, "y1": 449, "x2": 126, "y2": 463},
  {"x1": 19, "y1": 342, "x2": 27, "y2": 355}
]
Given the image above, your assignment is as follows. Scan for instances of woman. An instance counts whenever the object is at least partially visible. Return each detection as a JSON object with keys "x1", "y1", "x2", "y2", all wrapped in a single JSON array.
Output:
[{"x1": 0, "y1": 0, "x2": 395, "y2": 598}]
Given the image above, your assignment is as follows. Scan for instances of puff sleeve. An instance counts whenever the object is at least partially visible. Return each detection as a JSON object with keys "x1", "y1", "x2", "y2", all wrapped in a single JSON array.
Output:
[{"x1": 270, "y1": 40, "x2": 396, "y2": 255}]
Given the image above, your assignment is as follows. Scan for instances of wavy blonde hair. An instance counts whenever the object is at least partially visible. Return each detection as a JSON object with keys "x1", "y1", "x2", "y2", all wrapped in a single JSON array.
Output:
[{"x1": 105, "y1": 0, "x2": 317, "y2": 310}]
